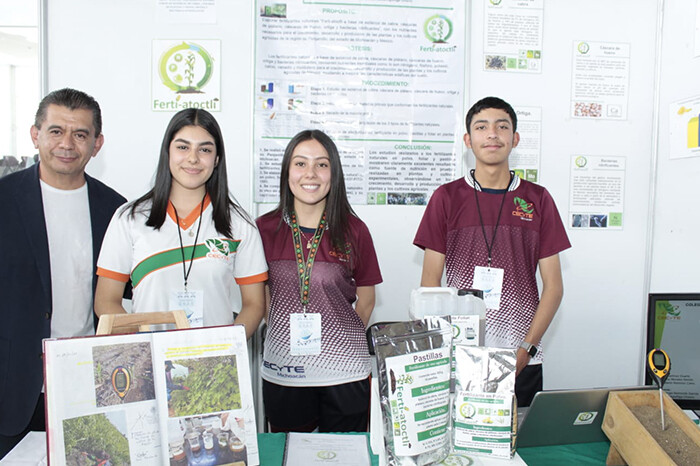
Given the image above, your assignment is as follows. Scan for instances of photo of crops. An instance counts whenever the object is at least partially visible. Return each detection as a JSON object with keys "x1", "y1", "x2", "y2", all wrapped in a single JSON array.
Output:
[
  {"x1": 63, "y1": 411, "x2": 130, "y2": 465},
  {"x1": 93, "y1": 342, "x2": 155, "y2": 407},
  {"x1": 167, "y1": 355, "x2": 241, "y2": 418}
]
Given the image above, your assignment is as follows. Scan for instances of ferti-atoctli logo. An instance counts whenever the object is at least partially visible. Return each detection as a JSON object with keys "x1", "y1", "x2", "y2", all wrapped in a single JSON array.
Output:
[
  {"x1": 424, "y1": 15, "x2": 453, "y2": 44},
  {"x1": 573, "y1": 411, "x2": 598, "y2": 425},
  {"x1": 152, "y1": 40, "x2": 221, "y2": 112}
]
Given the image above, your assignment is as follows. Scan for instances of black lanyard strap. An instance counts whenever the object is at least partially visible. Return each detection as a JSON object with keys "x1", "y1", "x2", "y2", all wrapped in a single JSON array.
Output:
[
  {"x1": 173, "y1": 195, "x2": 206, "y2": 291},
  {"x1": 471, "y1": 170, "x2": 513, "y2": 268}
]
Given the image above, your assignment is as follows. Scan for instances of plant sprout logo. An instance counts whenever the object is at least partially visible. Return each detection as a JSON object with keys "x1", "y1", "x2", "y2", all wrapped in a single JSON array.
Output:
[
  {"x1": 159, "y1": 42, "x2": 214, "y2": 94},
  {"x1": 660, "y1": 302, "x2": 680, "y2": 317},
  {"x1": 459, "y1": 403, "x2": 476, "y2": 419},
  {"x1": 514, "y1": 197, "x2": 534, "y2": 214},
  {"x1": 316, "y1": 450, "x2": 337, "y2": 461},
  {"x1": 575, "y1": 156, "x2": 588, "y2": 168},
  {"x1": 424, "y1": 15, "x2": 453, "y2": 43},
  {"x1": 577, "y1": 42, "x2": 590, "y2": 54}
]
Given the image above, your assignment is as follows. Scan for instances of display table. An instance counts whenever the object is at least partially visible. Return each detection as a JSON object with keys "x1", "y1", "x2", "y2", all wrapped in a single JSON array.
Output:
[
  {"x1": 0, "y1": 431, "x2": 617, "y2": 465},
  {"x1": 4, "y1": 430, "x2": 698, "y2": 465}
]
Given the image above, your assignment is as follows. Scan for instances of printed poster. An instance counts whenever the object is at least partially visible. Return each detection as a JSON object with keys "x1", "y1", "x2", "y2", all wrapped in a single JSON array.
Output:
[
  {"x1": 156, "y1": 0, "x2": 217, "y2": 24},
  {"x1": 570, "y1": 41, "x2": 630, "y2": 120},
  {"x1": 669, "y1": 95, "x2": 700, "y2": 159},
  {"x1": 510, "y1": 106, "x2": 541, "y2": 182},
  {"x1": 253, "y1": 0, "x2": 467, "y2": 205},
  {"x1": 483, "y1": 0, "x2": 544, "y2": 73},
  {"x1": 568, "y1": 155, "x2": 626, "y2": 230}
]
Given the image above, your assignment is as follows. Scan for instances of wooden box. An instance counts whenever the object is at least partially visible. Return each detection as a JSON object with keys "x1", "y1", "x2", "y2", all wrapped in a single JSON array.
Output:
[{"x1": 602, "y1": 390, "x2": 700, "y2": 465}]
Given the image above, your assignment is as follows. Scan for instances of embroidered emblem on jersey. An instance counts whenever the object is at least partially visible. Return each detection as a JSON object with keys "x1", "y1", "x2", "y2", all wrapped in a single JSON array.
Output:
[
  {"x1": 512, "y1": 196, "x2": 534, "y2": 221},
  {"x1": 328, "y1": 243, "x2": 352, "y2": 262},
  {"x1": 205, "y1": 238, "x2": 231, "y2": 259}
]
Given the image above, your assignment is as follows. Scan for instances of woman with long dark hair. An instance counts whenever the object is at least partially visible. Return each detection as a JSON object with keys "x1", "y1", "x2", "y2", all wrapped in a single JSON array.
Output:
[
  {"x1": 257, "y1": 129, "x2": 382, "y2": 432},
  {"x1": 95, "y1": 109, "x2": 267, "y2": 336}
]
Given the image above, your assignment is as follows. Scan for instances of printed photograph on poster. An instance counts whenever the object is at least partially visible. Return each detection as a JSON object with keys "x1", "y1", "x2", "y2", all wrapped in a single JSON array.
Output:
[
  {"x1": 669, "y1": 95, "x2": 700, "y2": 159},
  {"x1": 570, "y1": 41, "x2": 630, "y2": 120},
  {"x1": 156, "y1": 0, "x2": 217, "y2": 24},
  {"x1": 483, "y1": 0, "x2": 543, "y2": 73},
  {"x1": 510, "y1": 106, "x2": 541, "y2": 182},
  {"x1": 253, "y1": 0, "x2": 466, "y2": 205},
  {"x1": 151, "y1": 40, "x2": 221, "y2": 112},
  {"x1": 568, "y1": 155, "x2": 625, "y2": 230}
]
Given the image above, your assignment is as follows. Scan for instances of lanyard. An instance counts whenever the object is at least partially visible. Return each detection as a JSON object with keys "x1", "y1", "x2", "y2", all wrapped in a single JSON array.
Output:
[
  {"x1": 472, "y1": 170, "x2": 512, "y2": 268},
  {"x1": 290, "y1": 210, "x2": 326, "y2": 313},
  {"x1": 173, "y1": 196, "x2": 206, "y2": 291}
]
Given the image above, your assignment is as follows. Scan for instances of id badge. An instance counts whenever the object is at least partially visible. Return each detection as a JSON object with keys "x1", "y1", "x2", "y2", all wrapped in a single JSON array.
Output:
[
  {"x1": 289, "y1": 313, "x2": 322, "y2": 355},
  {"x1": 473, "y1": 266, "x2": 504, "y2": 310},
  {"x1": 169, "y1": 290, "x2": 204, "y2": 327}
]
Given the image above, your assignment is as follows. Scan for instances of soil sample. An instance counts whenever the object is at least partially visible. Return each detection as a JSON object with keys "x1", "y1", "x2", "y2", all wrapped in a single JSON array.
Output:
[{"x1": 630, "y1": 405, "x2": 700, "y2": 465}]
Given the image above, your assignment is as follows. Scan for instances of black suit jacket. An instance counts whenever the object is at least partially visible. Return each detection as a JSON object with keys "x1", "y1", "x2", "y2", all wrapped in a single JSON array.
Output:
[{"x1": 0, "y1": 163, "x2": 126, "y2": 436}]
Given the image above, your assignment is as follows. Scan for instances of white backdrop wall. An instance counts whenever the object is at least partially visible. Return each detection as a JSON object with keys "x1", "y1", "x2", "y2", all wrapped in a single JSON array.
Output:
[
  {"x1": 42, "y1": 0, "x2": 688, "y2": 392},
  {"x1": 650, "y1": 0, "x2": 700, "y2": 292}
]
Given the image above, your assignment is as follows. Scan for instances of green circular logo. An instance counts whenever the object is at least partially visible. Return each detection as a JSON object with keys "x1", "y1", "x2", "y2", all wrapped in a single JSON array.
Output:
[
  {"x1": 452, "y1": 324, "x2": 461, "y2": 338},
  {"x1": 578, "y1": 412, "x2": 594, "y2": 422},
  {"x1": 459, "y1": 403, "x2": 476, "y2": 419},
  {"x1": 577, "y1": 42, "x2": 590, "y2": 54},
  {"x1": 442, "y1": 453, "x2": 475, "y2": 466},
  {"x1": 159, "y1": 42, "x2": 214, "y2": 93},
  {"x1": 317, "y1": 450, "x2": 337, "y2": 460},
  {"x1": 424, "y1": 15, "x2": 453, "y2": 43},
  {"x1": 575, "y1": 156, "x2": 588, "y2": 168}
]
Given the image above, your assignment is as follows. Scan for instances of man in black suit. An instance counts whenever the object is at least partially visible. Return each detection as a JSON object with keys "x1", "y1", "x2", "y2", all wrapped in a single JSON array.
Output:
[{"x1": 0, "y1": 88, "x2": 126, "y2": 458}]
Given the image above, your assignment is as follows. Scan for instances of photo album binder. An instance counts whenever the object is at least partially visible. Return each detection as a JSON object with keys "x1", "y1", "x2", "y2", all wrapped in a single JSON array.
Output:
[{"x1": 44, "y1": 325, "x2": 258, "y2": 465}]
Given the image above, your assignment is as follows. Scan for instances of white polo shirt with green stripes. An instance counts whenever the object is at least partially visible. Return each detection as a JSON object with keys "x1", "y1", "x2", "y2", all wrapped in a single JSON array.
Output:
[{"x1": 97, "y1": 196, "x2": 268, "y2": 326}]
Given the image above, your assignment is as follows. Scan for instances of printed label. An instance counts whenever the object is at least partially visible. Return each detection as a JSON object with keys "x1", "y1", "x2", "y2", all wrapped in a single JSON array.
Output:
[
  {"x1": 453, "y1": 391, "x2": 513, "y2": 459},
  {"x1": 452, "y1": 315, "x2": 480, "y2": 346},
  {"x1": 385, "y1": 348, "x2": 451, "y2": 456}
]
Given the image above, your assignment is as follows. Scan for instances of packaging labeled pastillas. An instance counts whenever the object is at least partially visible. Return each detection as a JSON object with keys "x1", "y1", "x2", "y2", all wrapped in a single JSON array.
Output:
[
  {"x1": 452, "y1": 344, "x2": 517, "y2": 459},
  {"x1": 372, "y1": 318, "x2": 452, "y2": 466}
]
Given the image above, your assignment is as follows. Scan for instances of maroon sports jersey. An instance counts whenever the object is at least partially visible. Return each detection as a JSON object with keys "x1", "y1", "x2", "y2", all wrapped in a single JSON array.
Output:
[
  {"x1": 257, "y1": 211, "x2": 382, "y2": 386},
  {"x1": 414, "y1": 174, "x2": 570, "y2": 361}
]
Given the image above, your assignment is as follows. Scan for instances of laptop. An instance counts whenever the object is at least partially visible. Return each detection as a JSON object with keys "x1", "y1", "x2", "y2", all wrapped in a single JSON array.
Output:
[{"x1": 516, "y1": 386, "x2": 647, "y2": 447}]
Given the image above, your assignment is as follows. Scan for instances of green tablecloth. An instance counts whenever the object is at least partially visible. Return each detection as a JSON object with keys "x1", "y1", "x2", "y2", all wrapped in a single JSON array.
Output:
[
  {"x1": 256, "y1": 433, "x2": 612, "y2": 465},
  {"x1": 257, "y1": 432, "x2": 380, "y2": 465},
  {"x1": 518, "y1": 441, "x2": 611, "y2": 465}
]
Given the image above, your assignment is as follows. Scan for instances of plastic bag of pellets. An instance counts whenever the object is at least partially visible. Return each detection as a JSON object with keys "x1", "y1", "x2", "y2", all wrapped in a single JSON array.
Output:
[
  {"x1": 372, "y1": 318, "x2": 452, "y2": 465},
  {"x1": 452, "y1": 344, "x2": 517, "y2": 459}
]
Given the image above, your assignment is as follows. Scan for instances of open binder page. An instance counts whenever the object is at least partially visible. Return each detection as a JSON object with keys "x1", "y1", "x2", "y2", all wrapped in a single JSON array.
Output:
[{"x1": 44, "y1": 325, "x2": 258, "y2": 466}]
